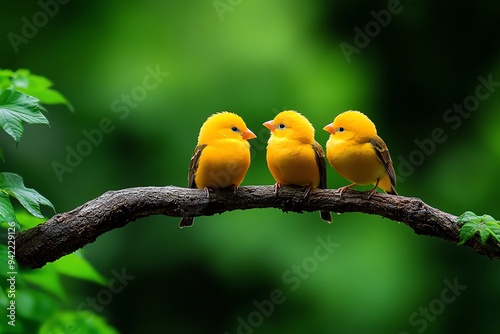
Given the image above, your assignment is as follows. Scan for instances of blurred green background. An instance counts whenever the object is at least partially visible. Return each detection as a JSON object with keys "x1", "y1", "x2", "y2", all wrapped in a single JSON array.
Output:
[{"x1": 2, "y1": 0, "x2": 500, "y2": 333}]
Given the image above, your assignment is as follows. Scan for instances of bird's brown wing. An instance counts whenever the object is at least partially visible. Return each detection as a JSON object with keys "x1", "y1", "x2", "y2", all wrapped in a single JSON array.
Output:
[
  {"x1": 312, "y1": 141, "x2": 332, "y2": 223},
  {"x1": 312, "y1": 141, "x2": 327, "y2": 190},
  {"x1": 370, "y1": 136, "x2": 396, "y2": 189},
  {"x1": 179, "y1": 144, "x2": 207, "y2": 228},
  {"x1": 187, "y1": 144, "x2": 206, "y2": 189}
]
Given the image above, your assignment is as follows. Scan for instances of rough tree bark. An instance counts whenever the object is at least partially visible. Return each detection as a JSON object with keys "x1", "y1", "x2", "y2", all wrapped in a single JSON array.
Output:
[{"x1": 15, "y1": 185, "x2": 499, "y2": 269}]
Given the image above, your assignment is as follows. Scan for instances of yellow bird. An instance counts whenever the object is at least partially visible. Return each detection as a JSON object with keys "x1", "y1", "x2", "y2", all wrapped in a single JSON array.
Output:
[
  {"x1": 323, "y1": 110, "x2": 397, "y2": 196},
  {"x1": 179, "y1": 112, "x2": 256, "y2": 228},
  {"x1": 264, "y1": 110, "x2": 332, "y2": 223}
]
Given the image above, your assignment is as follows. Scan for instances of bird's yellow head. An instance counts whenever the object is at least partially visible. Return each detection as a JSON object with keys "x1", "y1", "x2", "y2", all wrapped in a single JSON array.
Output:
[
  {"x1": 323, "y1": 110, "x2": 377, "y2": 140},
  {"x1": 198, "y1": 112, "x2": 256, "y2": 145},
  {"x1": 263, "y1": 110, "x2": 315, "y2": 144}
]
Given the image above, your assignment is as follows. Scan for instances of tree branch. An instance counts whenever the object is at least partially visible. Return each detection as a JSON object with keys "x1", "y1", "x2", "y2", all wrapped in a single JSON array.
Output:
[{"x1": 15, "y1": 186, "x2": 499, "y2": 269}]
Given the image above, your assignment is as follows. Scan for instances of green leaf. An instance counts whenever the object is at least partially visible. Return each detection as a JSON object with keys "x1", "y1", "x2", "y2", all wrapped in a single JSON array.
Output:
[
  {"x1": 456, "y1": 211, "x2": 480, "y2": 224},
  {"x1": 10, "y1": 69, "x2": 51, "y2": 90},
  {"x1": 40, "y1": 311, "x2": 119, "y2": 334},
  {"x1": 0, "y1": 89, "x2": 48, "y2": 142},
  {"x1": 0, "y1": 69, "x2": 15, "y2": 77},
  {"x1": 485, "y1": 221, "x2": 500, "y2": 244},
  {"x1": 16, "y1": 289, "x2": 58, "y2": 323},
  {"x1": 458, "y1": 222, "x2": 477, "y2": 245},
  {"x1": 0, "y1": 172, "x2": 54, "y2": 218},
  {"x1": 0, "y1": 191, "x2": 16, "y2": 223},
  {"x1": 23, "y1": 267, "x2": 67, "y2": 300},
  {"x1": 481, "y1": 214, "x2": 496, "y2": 222},
  {"x1": 479, "y1": 228, "x2": 490, "y2": 244},
  {"x1": 32, "y1": 88, "x2": 68, "y2": 105},
  {"x1": 457, "y1": 211, "x2": 500, "y2": 246},
  {"x1": 0, "y1": 69, "x2": 15, "y2": 76},
  {"x1": 47, "y1": 251, "x2": 106, "y2": 285},
  {"x1": 0, "y1": 287, "x2": 8, "y2": 308},
  {"x1": 10, "y1": 69, "x2": 74, "y2": 112},
  {"x1": 0, "y1": 69, "x2": 14, "y2": 90}
]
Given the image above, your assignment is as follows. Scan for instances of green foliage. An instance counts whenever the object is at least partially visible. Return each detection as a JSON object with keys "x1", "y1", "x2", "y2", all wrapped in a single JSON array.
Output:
[
  {"x1": 0, "y1": 68, "x2": 70, "y2": 226},
  {"x1": 39, "y1": 311, "x2": 119, "y2": 334},
  {"x1": 0, "y1": 89, "x2": 48, "y2": 143},
  {"x1": 46, "y1": 251, "x2": 107, "y2": 286},
  {"x1": 0, "y1": 69, "x2": 118, "y2": 333},
  {"x1": 0, "y1": 67, "x2": 72, "y2": 142},
  {"x1": 0, "y1": 172, "x2": 54, "y2": 219},
  {"x1": 0, "y1": 191, "x2": 16, "y2": 224},
  {"x1": 0, "y1": 68, "x2": 73, "y2": 110},
  {"x1": 457, "y1": 211, "x2": 500, "y2": 245}
]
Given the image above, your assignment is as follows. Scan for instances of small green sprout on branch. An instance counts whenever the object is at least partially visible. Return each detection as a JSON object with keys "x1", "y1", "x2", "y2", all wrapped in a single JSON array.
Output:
[{"x1": 457, "y1": 211, "x2": 500, "y2": 246}]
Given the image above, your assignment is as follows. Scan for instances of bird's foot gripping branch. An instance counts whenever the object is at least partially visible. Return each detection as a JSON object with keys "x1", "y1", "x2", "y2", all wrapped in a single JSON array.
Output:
[{"x1": 14, "y1": 185, "x2": 500, "y2": 269}]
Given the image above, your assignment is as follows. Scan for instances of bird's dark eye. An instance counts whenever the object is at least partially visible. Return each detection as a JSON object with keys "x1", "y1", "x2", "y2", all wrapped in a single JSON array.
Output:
[
  {"x1": 277, "y1": 123, "x2": 286, "y2": 129},
  {"x1": 338, "y1": 127, "x2": 345, "y2": 132},
  {"x1": 231, "y1": 126, "x2": 239, "y2": 132}
]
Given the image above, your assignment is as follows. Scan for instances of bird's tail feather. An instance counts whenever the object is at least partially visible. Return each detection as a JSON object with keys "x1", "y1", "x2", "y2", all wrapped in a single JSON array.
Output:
[
  {"x1": 179, "y1": 217, "x2": 194, "y2": 228},
  {"x1": 387, "y1": 185, "x2": 398, "y2": 196},
  {"x1": 320, "y1": 211, "x2": 332, "y2": 223}
]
